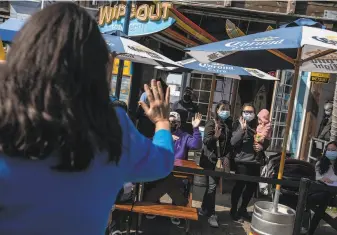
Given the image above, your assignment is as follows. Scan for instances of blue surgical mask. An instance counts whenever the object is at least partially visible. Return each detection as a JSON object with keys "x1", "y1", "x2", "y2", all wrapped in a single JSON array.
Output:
[
  {"x1": 325, "y1": 150, "x2": 337, "y2": 160},
  {"x1": 218, "y1": 111, "x2": 230, "y2": 120},
  {"x1": 242, "y1": 113, "x2": 255, "y2": 122}
]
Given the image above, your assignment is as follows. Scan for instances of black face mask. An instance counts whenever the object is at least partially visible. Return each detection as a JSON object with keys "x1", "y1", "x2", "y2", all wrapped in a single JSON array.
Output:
[
  {"x1": 170, "y1": 124, "x2": 178, "y2": 132},
  {"x1": 183, "y1": 94, "x2": 192, "y2": 102}
]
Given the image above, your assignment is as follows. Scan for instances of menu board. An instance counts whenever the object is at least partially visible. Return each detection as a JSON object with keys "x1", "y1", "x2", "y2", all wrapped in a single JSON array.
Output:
[
  {"x1": 110, "y1": 58, "x2": 133, "y2": 103},
  {"x1": 110, "y1": 75, "x2": 131, "y2": 104}
]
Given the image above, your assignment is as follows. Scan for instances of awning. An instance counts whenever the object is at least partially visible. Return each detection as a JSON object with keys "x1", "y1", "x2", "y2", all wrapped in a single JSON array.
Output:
[{"x1": 0, "y1": 18, "x2": 25, "y2": 42}]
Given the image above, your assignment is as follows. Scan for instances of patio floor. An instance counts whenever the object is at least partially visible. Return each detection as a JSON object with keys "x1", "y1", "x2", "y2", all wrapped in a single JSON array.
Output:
[{"x1": 119, "y1": 185, "x2": 336, "y2": 235}]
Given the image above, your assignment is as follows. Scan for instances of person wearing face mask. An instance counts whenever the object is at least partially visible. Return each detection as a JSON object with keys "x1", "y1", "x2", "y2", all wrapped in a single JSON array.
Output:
[
  {"x1": 198, "y1": 100, "x2": 233, "y2": 228},
  {"x1": 306, "y1": 141, "x2": 337, "y2": 235},
  {"x1": 230, "y1": 103, "x2": 269, "y2": 221},
  {"x1": 172, "y1": 87, "x2": 199, "y2": 135},
  {"x1": 143, "y1": 111, "x2": 202, "y2": 225},
  {"x1": 317, "y1": 101, "x2": 333, "y2": 141}
]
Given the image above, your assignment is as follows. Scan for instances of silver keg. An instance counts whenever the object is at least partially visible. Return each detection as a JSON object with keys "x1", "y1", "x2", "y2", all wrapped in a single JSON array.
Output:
[{"x1": 251, "y1": 201, "x2": 296, "y2": 235}]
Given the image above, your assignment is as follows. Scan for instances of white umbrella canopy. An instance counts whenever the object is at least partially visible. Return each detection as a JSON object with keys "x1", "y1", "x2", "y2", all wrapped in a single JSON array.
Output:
[{"x1": 103, "y1": 34, "x2": 182, "y2": 67}]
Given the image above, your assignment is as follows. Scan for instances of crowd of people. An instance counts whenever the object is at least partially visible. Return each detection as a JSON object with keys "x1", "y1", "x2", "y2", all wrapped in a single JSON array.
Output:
[{"x1": 0, "y1": 3, "x2": 336, "y2": 235}]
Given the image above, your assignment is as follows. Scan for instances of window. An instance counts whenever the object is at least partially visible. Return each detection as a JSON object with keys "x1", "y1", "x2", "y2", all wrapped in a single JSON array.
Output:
[{"x1": 190, "y1": 73, "x2": 233, "y2": 126}]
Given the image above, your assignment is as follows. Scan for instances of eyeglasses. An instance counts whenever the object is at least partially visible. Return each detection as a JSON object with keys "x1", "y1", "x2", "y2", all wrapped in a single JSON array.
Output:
[
  {"x1": 169, "y1": 121, "x2": 179, "y2": 125},
  {"x1": 243, "y1": 110, "x2": 254, "y2": 114}
]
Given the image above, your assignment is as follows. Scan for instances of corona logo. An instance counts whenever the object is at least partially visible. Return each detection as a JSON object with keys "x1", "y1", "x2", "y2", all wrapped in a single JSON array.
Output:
[
  {"x1": 326, "y1": 36, "x2": 337, "y2": 40},
  {"x1": 254, "y1": 36, "x2": 279, "y2": 42},
  {"x1": 312, "y1": 36, "x2": 337, "y2": 46}
]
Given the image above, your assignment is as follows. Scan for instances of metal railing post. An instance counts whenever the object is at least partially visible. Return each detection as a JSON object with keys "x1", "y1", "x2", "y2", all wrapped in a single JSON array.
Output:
[{"x1": 293, "y1": 178, "x2": 311, "y2": 235}]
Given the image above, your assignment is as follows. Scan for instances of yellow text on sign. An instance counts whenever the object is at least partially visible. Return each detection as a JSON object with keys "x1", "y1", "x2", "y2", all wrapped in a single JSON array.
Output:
[
  {"x1": 311, "y1": 72, "x2": 330, "y2": 78},
  {"x1": 310, "y1": 72, "x2": 330, "y2": 83},
  {"x1": 112, "y1": 58, "x2": 132, "y2": 76}
]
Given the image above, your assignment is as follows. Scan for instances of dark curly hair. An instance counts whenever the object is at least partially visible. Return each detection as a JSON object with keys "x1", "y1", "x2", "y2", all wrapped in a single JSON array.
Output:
[{"x1": 0, "y1": 2, "x2": 122, "y2": 171}]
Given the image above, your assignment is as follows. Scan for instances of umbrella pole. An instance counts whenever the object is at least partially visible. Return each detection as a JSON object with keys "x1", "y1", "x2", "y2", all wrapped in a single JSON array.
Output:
[
  {"x1": 272, "y1": 47, "x2": 302, "y2": 212},
  {"x1": 114, "y1": 0, "x2": 132, "y2": 99}
]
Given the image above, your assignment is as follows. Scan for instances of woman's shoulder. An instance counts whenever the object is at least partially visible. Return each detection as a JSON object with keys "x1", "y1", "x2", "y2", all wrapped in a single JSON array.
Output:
[{"x1": 205, "y1": 119, "x2": 216, "y2": 127}]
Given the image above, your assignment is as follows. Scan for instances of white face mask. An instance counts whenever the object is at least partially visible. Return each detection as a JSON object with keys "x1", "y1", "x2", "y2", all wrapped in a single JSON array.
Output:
[{"x1": 242, "y1": 112, "x2": 255, "y2": 122}]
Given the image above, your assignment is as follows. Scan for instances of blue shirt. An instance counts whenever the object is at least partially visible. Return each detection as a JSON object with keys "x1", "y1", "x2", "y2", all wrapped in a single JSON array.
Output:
[
  {"x1": 110, "y1": 95, "x2": 117, "y2": 102},
  {"x1": 0, "y1": 107, "x2": 174, "y2": 235}
]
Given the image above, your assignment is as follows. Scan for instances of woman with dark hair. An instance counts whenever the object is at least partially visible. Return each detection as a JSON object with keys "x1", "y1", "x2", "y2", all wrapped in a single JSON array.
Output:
[
  {"x1": 0, "y1": 3, "x2": 174, "y2": 234},
  {"x1": 198, "y1": 100, "x2": 232, "y2": 228},
  {"x1": 230, "y1": 103, "x2": 269, "y2": 221},
  {"x1": 307, "y1": 141, "x2": 337, "y2": 235}
]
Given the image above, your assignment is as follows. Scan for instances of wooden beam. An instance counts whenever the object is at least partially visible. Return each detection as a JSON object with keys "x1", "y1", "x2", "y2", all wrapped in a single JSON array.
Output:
[
  {"x1": 286, "y1": 0, "x2": 296, "y2": 14},
  {"x1": 224, "y1": 0, "x2": 231, "y2": 7}
]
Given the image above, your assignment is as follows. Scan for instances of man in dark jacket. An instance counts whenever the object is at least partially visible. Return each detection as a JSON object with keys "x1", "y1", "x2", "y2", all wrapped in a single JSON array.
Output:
[
  {"x1": 317, "y1": 101, "x2": 333, "y2": 141},
  {"x1": 172, "y1": 87, "x2": 199, "y2": 135}
]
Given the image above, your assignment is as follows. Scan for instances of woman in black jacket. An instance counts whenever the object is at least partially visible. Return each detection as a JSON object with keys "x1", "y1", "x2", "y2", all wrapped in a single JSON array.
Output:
[
  {"x1": 199, "y1": 100, "x2": 232, "y2": 228},
  {"x1": 230, "y1": 103, "x2": 269, "y2": 221}
]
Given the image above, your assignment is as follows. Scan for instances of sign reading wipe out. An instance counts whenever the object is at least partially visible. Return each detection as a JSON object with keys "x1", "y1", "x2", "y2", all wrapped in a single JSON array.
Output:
[{"x1": 98, "y1": 3, "x2": 175, "y2": 37}]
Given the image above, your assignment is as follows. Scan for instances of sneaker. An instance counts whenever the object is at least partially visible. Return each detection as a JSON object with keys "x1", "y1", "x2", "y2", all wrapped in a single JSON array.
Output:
[
  {"x1": 237, "y1": 209, "x2": 252, "y2": 221},
  {"x1": 208, "y1": 215, "x2": 219, "y2": 228},
  {"x1": 146, "y1": 215, "x2": 156, "y2": 219},
  {"x1": 198, "y1": 208, "x2": 207, "y2": 216},
  {"x1": 230, "y1": 209, "x2": 239, "y2": 221},
  {"x1": 171, "y1": 217, "x2": 181, "y2": 225},
  {"x1": 300, "y1": 227, "x2": 308, "y2": 234}
]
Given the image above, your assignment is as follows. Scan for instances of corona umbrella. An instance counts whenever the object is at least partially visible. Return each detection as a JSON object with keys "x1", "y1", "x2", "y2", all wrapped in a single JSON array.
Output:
[
  {"x1": 155, "y1": 58, "x2": 278, "y2": 80},
  {"x1": 186, "y1": 26, "x2": 337, "y2": 212},
  {"x1": 103, "y1": 34, "x2": 181, "y2": 67}
]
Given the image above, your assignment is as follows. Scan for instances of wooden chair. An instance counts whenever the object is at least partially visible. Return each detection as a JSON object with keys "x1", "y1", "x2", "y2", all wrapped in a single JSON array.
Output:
[{"x1": 115, "y1": 202, "x2": 198, "y2": 234}]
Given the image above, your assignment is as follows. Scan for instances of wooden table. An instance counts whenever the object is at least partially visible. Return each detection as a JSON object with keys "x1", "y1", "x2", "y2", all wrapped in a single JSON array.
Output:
[{"x1": 173, "y1": 159, "x2": 203, "y2": 207}]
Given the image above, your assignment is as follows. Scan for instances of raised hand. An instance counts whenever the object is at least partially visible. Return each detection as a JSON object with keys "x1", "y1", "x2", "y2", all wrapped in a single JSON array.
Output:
[
  {"x1": 321, "y1": 177, "x2": 333, "y2": 184},
  {"x1": 239, "y1": 117, "x2": 247, "y2": 130},
  {"x1": 139, "y1": 79, "x2": 170, "y2": 124},
  {"x1": 192, "y1": 113, "x2": 202, "y2": 128},
  {"x1": 214, "y1": 123, "x2": 222, "y2": 138}
]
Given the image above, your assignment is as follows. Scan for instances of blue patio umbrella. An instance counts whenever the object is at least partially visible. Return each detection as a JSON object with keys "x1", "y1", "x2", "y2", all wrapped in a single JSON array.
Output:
[
  {"x1": 186, "y1": 25, "x2": 337, "y2": 212},
  {"x1": 186, "y1": 26, "x2": 337, "y2": 73},
  {"x1": 280, "y1": 18, "x2": 326, "y2": 29},
  {"x1": 155, "y1": 58, "x2": 278, "y2": 80}
]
